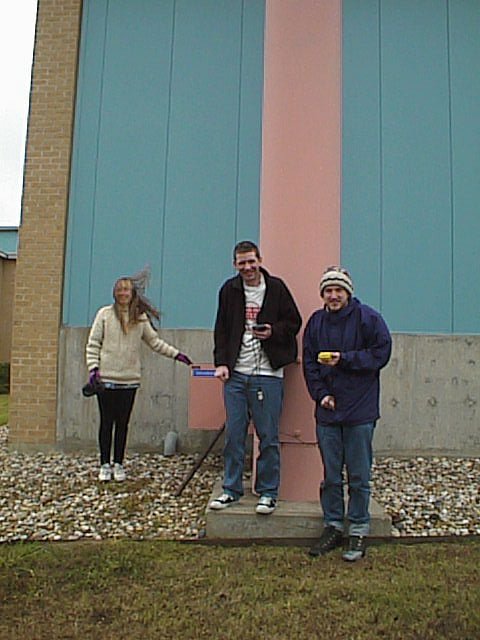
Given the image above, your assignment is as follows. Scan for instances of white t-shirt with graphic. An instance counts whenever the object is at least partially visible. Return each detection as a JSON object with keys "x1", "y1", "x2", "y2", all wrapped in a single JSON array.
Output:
[{"x1": 234, "y1": 274, "x2": 283, "y2": 378}]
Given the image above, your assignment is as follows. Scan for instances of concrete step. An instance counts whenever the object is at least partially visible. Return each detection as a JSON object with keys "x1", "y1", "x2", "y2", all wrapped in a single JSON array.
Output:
[{"x1": 205, "y1": 481, "x2": 392, "y2": 540}]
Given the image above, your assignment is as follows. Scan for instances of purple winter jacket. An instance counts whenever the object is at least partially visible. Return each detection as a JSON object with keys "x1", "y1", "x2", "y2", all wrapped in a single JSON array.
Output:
[{"x1": 302, "y1": 297, "x2": 392, "y2": 426}]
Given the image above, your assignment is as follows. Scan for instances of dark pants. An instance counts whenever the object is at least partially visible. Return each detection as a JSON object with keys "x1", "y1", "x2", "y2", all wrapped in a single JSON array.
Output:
[{"x1": 96, "y1": 388, "x2": 137, "y2": 465}]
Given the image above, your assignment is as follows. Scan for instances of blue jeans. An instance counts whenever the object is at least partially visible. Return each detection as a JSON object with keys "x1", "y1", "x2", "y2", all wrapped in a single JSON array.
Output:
[
  {"x1": 316, "y1": 421, "x2": 375, "y2": 536},
  {"x1": 223, "y1": 372, "x2": 283, "y2": 499}
]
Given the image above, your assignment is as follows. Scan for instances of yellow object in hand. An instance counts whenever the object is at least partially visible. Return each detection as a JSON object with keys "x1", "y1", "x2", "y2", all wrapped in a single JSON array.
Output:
[{"x1": 318, "y1": 351, "x2": 333, "y2": 363}]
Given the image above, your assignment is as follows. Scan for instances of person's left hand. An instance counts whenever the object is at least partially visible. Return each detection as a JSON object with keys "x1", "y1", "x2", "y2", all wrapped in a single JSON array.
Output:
[
  {"x1": 175, "y1": 353, "x2": 193, "y2": 366},
  {"x1": 252, "y1": 323, "x2": 272, "y2": 340}
]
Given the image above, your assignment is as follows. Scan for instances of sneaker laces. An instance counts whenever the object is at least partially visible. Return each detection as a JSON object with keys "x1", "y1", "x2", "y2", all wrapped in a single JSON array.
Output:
[{"x1": 348, "y1": 536, "x2": 365, "y2": 551}]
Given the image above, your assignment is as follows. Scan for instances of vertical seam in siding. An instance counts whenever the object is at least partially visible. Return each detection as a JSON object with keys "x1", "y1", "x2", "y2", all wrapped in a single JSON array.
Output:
[
  {"x1": 378, "y1": 0, "x2": 384, "y2": 311},
  {"x1": 446, "y1": 0, "x2": 455, "y2": 332},
  {"x1": 234, "y1": 1, "x2": 245, "y2": 241},
  {"x1": 159, "y1": 0, "x2": 177, "y2": 317}
]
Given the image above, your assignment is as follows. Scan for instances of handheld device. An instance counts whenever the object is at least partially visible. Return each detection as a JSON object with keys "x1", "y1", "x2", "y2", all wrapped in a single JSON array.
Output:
[
  {"x1": 318, "y1": 351, "x2": 333, "y2": 363},
  {"x1": 252, "y1": 323, "x2": 268, "y2": 331}
]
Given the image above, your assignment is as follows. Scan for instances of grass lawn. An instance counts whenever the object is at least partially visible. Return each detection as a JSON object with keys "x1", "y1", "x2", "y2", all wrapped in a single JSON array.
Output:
[
  {"x1": 1, "y1": 539, "x2": 479, "y2": 639},
  {"x1": 0, "y1": 394, "x2": 7, "y2": 426}
]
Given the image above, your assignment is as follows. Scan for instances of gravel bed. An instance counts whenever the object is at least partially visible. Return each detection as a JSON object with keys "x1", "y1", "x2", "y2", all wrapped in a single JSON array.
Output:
[
  {"x1": 0, "y1": 426, "x2": 222, "y2": 543},
  {"x1": 0, "y1": 425, "x2": 479, "y2": 542},
  {"x1": 372, "y1": 456, "x2": 480, "y2": 537}
]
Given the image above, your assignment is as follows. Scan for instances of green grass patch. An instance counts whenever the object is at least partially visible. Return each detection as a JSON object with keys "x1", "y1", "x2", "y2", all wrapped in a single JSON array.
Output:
[
  {"x1": 0, "y1": 394, "x2": 8, "y2": 425},
  {"x1": 0, "y1": 540, "x2": 479, "y2": 639}
]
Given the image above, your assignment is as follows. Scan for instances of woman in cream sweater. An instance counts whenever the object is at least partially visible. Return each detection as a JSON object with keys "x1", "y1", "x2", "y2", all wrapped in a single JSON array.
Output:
[{"x1": 86, "y1": 275, "x2": 192, "y2": 482}]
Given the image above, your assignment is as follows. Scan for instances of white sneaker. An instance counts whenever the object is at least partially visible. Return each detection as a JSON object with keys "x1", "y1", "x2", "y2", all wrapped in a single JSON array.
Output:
[
  {"x1": 256, "y1": 495, "x2": 277, "y2": 515},
  {"x1": 209, "y1": 493, "x2": 238, "y2": 510},
  {"x1": 98, "y1": 463, "x2": 111, "y2": 482},
  {"x1": 113, "y1": 463, "x2": 126, "y2": 482}
]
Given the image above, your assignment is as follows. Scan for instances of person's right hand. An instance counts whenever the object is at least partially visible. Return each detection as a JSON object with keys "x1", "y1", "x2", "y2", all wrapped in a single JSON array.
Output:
[
  {"x1": 215, "y1": 365, "x2": 230, "y2": 382},
  {"x1": 321, "y1": 395, "x2": 335, "y2": 410},
  {"x1": 321, "y1": 352, "x2": 341, "y2": 367},
  {"x1": 89, "y1": 368, "x2": 101, "y2": 384}
]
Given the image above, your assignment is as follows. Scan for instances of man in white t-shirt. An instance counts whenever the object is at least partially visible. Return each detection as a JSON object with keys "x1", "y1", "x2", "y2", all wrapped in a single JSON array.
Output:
[{"x1": 210, "y1": 241, "x2": 301, "y2": 514}]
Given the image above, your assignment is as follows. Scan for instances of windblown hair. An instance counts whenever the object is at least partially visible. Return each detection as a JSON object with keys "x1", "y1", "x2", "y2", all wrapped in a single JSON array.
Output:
[{"x1": 113, "y1": 266, "x2": 161, "y2": 333}]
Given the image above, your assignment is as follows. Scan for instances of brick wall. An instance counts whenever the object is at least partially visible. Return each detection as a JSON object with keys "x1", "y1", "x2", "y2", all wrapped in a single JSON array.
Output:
[{"x1": 9, "y1": 0, "x2": 83, "y2": 448}]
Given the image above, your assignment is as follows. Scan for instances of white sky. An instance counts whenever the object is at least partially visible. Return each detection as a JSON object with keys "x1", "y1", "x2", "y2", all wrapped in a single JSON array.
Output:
[{"x1": 0, "y1": 0, "x2": 38, "y2": 227}]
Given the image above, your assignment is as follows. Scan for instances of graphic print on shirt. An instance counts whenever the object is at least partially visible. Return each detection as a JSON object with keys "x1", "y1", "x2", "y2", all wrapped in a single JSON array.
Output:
[
  {"x1": 245, "y1": 302, "x2": 261, "y2": 327},
  {"x1": 235, "y1": 277, "x2": 266, "y2": 375},
  {"x1": 240, "y1": 301, "x2": 262, "y2": 365},
  {"x1": 234, "y1": 275, "x2": 282, "y2": 377}
]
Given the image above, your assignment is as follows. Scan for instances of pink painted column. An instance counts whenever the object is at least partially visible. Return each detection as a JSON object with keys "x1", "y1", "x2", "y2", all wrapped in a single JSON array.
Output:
[{"x1": 258, "y1": 0, "x2": 342, "y2": 500}]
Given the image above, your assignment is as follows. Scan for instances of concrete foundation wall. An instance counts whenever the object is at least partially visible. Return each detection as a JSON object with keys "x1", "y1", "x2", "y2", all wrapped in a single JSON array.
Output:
[
  {"x1": 57, "y1": 329, "x2": 480, "y2": 456},
  {"x1": 376, "y1": 334, "x2": 480, "y2": 456}
]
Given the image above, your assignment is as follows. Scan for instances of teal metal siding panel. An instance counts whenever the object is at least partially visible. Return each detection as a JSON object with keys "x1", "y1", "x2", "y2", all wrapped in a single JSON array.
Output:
[
  {"x1": 235, "y1": 0, "x2": 265, "y2": 241},
  {"x1": 449, "y1": 1, "x2": 480, "y2": 333},
  {"x1": 160, "y1": 0, "x2": 264, "y2": 327},
  {"x1": 381, "y1": 0, "x2": 452, "y2": 333},
  {"x1": 342, "y1": 0, "x2": 382, "y2": 310},
  {"x1": 64, "y1": 0, "x2": 265, "y2": 328},
  {"x1": 342, "y1": 0, "x2": 478, "y2": 334},
  {"x1": 89, "y1": 0, "x2": 175, "y2": 319},
  {"x1": 63, "y1": 0, "x2": 109, "y2": 325},
  {"x1": 0, "y1": 228, "x2": 18, "y2": 255},
  {"x1": 160, "y1": 1, "x2": 241, "y2": 327}
]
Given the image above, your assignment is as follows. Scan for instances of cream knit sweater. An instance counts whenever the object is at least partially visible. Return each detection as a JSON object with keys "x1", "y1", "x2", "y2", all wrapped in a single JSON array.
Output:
[{"x1": 86, "y1": 305, "x2": 179, "y2": 385}]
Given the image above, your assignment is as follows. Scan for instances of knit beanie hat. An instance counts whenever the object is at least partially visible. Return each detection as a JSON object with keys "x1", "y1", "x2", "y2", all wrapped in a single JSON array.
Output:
[{"x1": 319, "y1": 267, "x2": 354, "y2": 297}]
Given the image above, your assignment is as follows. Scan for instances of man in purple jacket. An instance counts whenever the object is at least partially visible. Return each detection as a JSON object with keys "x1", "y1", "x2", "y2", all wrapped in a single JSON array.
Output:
[{"x1": 303, "y1": 266, "x2": 391, "y2": 561}]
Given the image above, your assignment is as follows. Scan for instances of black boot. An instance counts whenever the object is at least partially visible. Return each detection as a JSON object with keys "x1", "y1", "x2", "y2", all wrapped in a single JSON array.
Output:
[{"x1": 309, "y1": 526, "x2": 343, "y2": 557}]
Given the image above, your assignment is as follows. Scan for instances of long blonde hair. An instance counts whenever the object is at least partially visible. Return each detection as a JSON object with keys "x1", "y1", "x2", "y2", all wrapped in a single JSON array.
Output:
[{"x1": 113, "y1": 272, "x2": 160, "y2": 333}]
